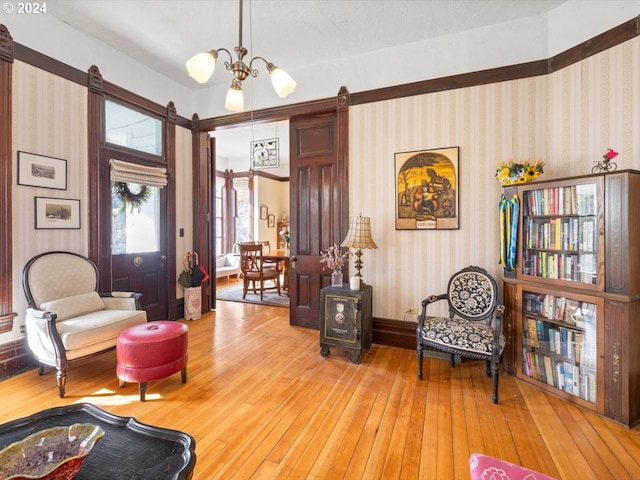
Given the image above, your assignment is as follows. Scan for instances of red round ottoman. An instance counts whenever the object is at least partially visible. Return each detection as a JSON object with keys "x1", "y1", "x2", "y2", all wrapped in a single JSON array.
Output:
[{"x1": 116, "y1": 321, "x2": 188, "y2": 402}]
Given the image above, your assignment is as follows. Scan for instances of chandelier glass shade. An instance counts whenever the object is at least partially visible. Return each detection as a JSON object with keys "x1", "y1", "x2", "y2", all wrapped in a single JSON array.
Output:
[{"x1": 185, "y1": 0, "x2": 296, "y2": 112}]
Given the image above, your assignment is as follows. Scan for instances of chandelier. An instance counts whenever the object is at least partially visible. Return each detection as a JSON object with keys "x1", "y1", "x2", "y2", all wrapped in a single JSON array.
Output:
[{"x1": 185, "y1": 0, "x2": 296, "y2": 112}]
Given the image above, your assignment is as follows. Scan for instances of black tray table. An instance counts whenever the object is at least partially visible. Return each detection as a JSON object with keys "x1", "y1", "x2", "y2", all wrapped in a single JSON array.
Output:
[{"x1": 0, "y1": 403, "x2": 196, "y2": 480}]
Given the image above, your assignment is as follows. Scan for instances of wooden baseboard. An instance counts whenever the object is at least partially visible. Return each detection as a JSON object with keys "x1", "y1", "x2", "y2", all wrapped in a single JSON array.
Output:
[
  {"x1": 0, "y1": 338, "x2": 36, "y2": 381},
  {"x1": 372, "y1": 317, "x2": 417, "y2": 350},
  {"x1": 169, "y1": 298, "x2": 184, "y2": 320}
]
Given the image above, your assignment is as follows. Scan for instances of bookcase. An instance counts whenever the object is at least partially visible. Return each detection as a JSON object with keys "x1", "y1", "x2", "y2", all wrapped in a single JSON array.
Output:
[{"x1": 502, "y1": 170, "x2": 640, "y2": 427}]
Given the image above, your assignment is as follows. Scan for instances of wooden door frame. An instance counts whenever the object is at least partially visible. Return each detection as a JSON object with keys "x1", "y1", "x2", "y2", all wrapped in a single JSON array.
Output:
[
  {"x1": 88, "y1": 67, "x2": 177, "y2": 317},
  {"x1": 195, "y1": 91, "x2": 350, "y2": 313}
]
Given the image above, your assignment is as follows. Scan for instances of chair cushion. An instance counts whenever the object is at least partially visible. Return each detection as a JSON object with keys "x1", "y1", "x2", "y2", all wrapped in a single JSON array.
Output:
[
  {"x1": 420, "y1": 317, "x2": 505, "y2": 356},
  {"x1": 449, "y1": 270, "x2": 496, "y2": 318},
  {"x1": 57, "y1": 309, "x2": 147, "y2": 351},
  {"x1": 40, "y1": 292, "x2": 106, "y2": 322},
  {"x1": 245, "y1": 267, "x2": 279, "y2": 280}
]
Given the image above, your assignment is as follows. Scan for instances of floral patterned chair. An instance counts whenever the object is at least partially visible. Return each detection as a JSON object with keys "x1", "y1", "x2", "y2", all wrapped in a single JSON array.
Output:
[
  {"x1": 23, "y1": 251, "x2": 148, "y2": 397},
  {"x1": 416, "y1": 265, "x2": 505, "y2": 403}
]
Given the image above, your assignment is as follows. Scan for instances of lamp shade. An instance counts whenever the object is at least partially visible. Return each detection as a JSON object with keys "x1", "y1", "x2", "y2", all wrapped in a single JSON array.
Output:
[
  {"x1": 341, "y1": 215, "x2": 377, "y2": 250},
  {"x1": 269, "y1": 67, "x2": 296, "y2": 98},
  {"x1": 185, "y1": 51, "x2": 217, "y2": 83},
  {"x1": 224, "y1": 81, "x2": 244, "y2": 112}
]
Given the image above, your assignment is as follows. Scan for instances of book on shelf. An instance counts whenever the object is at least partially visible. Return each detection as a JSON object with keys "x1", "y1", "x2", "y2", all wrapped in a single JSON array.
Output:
[
  {"x1": 525, "y1": 317, "x2": 539, "y2": 348},
  {"x1": 555, "y1": 360, "x2": 565, "y2": 392},
  {"x1": 563, "y1": 361, "x2": 575, "y2": 394},
  {"x1": 555, "y1": 297, "x2": 566, "y2": 321},
  {"x1": 536, "y1": 320, "x2": 550, "y2": 350},
  {"x1": 543, "y1": 355, "x2": 554, "y2": 386}
]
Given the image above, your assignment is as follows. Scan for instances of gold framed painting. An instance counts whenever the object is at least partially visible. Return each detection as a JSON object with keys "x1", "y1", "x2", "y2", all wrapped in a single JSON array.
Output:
[{"x1": 395, "y1": 146, "x2": 459, "y2": 230}]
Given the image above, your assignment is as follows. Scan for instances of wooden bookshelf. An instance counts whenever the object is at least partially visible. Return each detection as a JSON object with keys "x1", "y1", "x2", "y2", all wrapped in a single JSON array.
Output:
[{"x1": 502, "y1": 170, "x2": 640, "y2": 427}]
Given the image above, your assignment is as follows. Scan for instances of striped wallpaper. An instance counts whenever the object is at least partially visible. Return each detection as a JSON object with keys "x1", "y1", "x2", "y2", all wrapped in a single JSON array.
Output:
[
  {"x1": 11, "y1": 61, "x2": 88, "y2": 337},
  {"x1": 349, "y1": 36, "x2": 640, "y2": 321}
]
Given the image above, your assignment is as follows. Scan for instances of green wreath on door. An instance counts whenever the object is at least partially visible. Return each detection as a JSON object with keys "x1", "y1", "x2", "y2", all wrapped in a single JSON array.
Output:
[{"x1": 113, "y1": 182, "x2": 151, "y2": 213}]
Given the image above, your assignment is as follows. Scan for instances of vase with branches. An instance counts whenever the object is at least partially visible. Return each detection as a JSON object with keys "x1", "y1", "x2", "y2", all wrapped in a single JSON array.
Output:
[{"x1": 320, "y1": 243, "x2": 350, "y2": 287}]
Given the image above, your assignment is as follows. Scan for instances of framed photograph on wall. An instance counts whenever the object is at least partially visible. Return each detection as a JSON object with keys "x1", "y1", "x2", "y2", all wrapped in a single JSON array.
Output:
[
  {"x1": 35, "y1": 197, "x2": 81, "y2": 229},
  {"x1": 18, "y1": 151, "x2": 67, "y2": 190},
  {"x1": 395, "y1": 146, "x2": 459, "y2": 230},
  {"x1": 260, "y1": 205, "x2": 268, "y2": 220},
  {"x1": 267, "y1": 214, "x2": 275, "y2": 228}
]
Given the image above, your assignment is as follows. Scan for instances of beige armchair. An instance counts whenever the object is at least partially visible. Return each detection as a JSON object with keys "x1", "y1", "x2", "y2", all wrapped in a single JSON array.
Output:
[{"x1": 22, "y1": 251, "x2": 147, "y2": 397}]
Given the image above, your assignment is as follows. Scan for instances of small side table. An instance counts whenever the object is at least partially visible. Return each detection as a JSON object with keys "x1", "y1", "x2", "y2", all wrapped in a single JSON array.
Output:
[{"x1": 320, "y1": 284, "x2": 372, "y2": 364}]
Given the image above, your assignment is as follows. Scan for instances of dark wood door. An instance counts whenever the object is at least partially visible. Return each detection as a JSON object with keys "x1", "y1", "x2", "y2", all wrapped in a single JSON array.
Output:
[
  {"x1": 106, "y1": 152, "x2": 169, "y2": 321},
  {"x1": 289, "y1": 113, "x2": 347, "y2": 329},
  {"x1": 112, "y1": 252, "x2": 167, "y2": 319}
]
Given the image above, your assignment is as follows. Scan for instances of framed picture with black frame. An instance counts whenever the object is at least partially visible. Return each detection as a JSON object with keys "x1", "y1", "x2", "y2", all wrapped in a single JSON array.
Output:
[
  {"x1": 267, "y1": 214, "x2": 275, "y2": 228},
  {"x1": 35, "y1": 197, "x2": 81, "y2": 229},
  {"x1": 260, "y1": 205, "x2": 268, "y2": 220},
  {"x1": 18, "y1": 151, "x2": 67, "y2": 190}
]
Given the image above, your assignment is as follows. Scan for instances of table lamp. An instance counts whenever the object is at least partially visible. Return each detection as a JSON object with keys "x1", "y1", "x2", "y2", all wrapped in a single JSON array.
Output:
[{"x1": 341, "y1": 214, "x2": 377, "y2": 288}]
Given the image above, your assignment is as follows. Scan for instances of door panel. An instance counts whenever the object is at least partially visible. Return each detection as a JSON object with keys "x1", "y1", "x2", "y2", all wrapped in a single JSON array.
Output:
[
  {"x1": 290, "y1": 114, "x2": 345, "y2": 329},
  {"x1": 112, "y1": 252, "x2": 166, "y2": 318}
]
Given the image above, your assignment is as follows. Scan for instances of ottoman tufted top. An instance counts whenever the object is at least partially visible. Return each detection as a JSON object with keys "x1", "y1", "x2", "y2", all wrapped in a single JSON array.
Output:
[{"x1": 119, "y1": 321, "x2": 188, "y2": 344}]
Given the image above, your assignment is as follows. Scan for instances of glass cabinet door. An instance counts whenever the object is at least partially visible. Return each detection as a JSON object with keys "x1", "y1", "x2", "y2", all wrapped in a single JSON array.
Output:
[
  {"x1": 519, "y1": 287, "x2": 602, "y2": 409},
  {"x1": 520, "y1": 178, "x2": 604, "y2": 290}
]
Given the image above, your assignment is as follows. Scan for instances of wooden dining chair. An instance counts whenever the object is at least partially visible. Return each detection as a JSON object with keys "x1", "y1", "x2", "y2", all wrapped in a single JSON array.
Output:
[
  {"x1": 259, "y1": 240, "x2": 283, "y2": 276},
  {"x1": 239, "y1": 243, "x2": 281, "y2": 300}
]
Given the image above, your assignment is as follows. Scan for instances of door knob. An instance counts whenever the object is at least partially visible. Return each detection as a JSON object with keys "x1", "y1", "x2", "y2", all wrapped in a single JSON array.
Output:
[
  {"x1": 290, "y1": 256, "x2": 297, "y2": 268},
  {"x1": 160, "y1": 255, "x2": 167, "y2": 267},
  {"x1": 133, "y1": 256, "x2": 143, "y2": 267}
]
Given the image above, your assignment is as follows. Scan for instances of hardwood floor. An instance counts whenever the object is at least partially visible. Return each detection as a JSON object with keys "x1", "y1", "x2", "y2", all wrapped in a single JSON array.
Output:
[{"x1": 1, "y1": 301, "x2": 640, "y2": 479}]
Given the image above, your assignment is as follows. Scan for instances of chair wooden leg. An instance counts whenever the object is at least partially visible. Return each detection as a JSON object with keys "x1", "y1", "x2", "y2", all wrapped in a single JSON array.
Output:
[
  {"x1": 491, "y1": 362, "x2": 500, "y2": 404},
  {"x1": 181, "y1": 366, "x2": 187, "y2": 384},
  {"x1": 450, "y1": 353, "x2": 455, "y2": 367},
  {"x1": 417, "y1": 344, "x2": 424, "y2": 380},
  {"x1": 56, "y1": 368, "x2": 67, "y2": 398}
]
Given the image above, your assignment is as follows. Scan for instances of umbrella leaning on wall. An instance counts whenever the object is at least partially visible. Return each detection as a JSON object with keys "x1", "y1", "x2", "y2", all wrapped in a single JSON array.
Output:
[{"x1": 178, "y1": 251, "x2": 210, "y2": 288}]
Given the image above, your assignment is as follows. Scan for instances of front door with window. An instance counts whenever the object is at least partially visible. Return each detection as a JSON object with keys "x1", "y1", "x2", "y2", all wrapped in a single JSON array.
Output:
[
  {"x1": 111, "y1": 183, "x2": 168, "y2": 320},
  {"x1": 100, "y1": 99, "x2": 169, "y2": 321}
]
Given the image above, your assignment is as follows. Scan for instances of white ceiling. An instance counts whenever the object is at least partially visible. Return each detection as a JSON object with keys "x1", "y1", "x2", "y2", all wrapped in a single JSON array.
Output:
[
  {"x1": 44, "y1": 0, "x2": 567, "y2": 169},
  {"x1": 46, "y1": 0, "x2": 566, "y2": 90}
]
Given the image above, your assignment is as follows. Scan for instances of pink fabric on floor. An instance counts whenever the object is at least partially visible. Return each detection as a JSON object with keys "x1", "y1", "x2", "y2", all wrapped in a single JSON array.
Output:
[{"x1": 469, "y1": 453, "x2": 558, "y2": 480}]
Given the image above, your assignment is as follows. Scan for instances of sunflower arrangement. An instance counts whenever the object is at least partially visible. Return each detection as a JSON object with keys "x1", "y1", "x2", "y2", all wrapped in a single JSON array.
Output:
[{"x1": 496, "y1": 160, "x2": 544, "y2": 186}]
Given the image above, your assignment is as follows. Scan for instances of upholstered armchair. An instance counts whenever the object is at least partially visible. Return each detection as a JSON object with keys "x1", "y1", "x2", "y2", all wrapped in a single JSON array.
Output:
[
  {"x1": 22, "y1": 251, "x2": 148, "y2": 397},
  {"x1": 416, "y1": 265, "x2": 505, "y2": 403}
]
